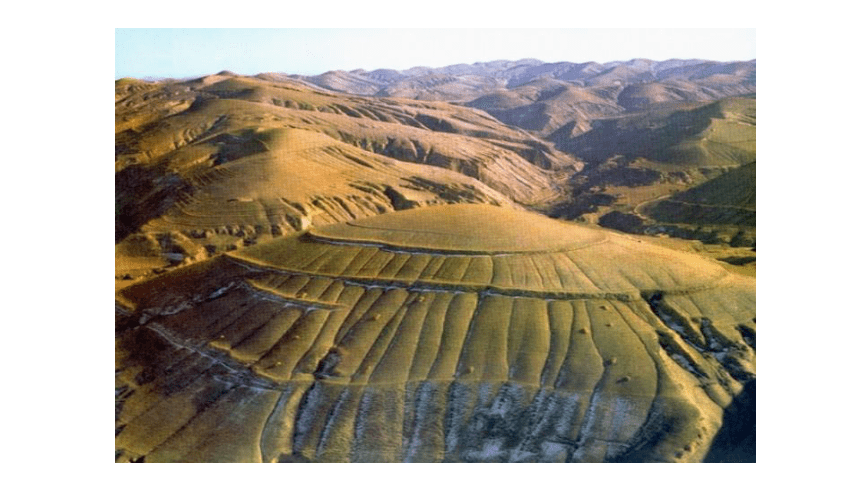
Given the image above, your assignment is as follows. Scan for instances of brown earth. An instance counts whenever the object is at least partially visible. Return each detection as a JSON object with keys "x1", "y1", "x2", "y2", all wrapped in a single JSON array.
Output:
[
  {"x1": 116, "y1": 59, "x2": 755, "y2": 462},
  {"x1": 116, "y1": 205, "x2": 755, "y2": 462}
]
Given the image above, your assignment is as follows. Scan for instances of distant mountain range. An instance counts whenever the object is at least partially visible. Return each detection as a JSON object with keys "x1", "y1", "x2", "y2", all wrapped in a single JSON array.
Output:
[
  {"x1": 289, "y1": 59, "x2": 754, "y2": 98},
  {"x1": 286, "y1": 59, "x2": 752, "y2": 129}
]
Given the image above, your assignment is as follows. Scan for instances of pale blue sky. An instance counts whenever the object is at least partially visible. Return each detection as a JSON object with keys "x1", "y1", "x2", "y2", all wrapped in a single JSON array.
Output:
[{"x1": 115, "y1": 28, "x2": 755, "y2": 79}]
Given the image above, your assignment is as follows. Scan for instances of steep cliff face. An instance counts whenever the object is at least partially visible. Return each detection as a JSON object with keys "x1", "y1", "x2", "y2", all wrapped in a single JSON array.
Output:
[{"x1": 115, "y1": 205, "x2": 755, "y2": 462}]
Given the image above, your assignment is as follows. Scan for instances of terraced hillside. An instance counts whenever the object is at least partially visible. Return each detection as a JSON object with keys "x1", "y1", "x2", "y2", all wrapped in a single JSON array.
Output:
[
  {"x1": 116, "y1": 63, "x2": 756, "y2": 283},
  {"x1": 116, "y1": 73, "x2": 578, "y2": 283},
  {"x1": 115, "y1": 205, "x2": 755, "y2": 463}
]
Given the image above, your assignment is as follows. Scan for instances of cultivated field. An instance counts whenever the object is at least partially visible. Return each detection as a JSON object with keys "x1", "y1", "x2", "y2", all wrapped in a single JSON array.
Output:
[{"x1": 116, "y1": 205, "x2": 754, "y2": 462}]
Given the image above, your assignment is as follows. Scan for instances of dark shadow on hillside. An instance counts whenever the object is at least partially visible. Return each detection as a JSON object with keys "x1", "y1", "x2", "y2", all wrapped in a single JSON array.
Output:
[
  {"x1": 552, "y1": 102, "x2": 719, "y2": 163},
  {"x1": 116, "y1": 164, "x2": 192, "y2": 243},
  {"x1": 704, "y1": 380, "x2": 755, "y2": 462}
]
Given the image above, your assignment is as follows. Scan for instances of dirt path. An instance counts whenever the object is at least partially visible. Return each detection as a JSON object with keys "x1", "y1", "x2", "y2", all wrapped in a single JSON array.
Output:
[{"x1": 633, "y1": 193, "x2": 672, "y2": 218}]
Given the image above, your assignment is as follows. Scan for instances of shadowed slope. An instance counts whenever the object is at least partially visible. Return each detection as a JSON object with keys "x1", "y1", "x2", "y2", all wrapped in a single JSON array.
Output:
[
  {"x1": 467, "y1": 81, "x2": 624, "y2": 136},
  {"x1": 643, "y1": 162, "x2": 756, "y2": 227},
  {"x1": 552, "y1": 97, "x2": 756, "y2": 167},
  {"x1": 116, "y1": 205, "x2": 755, "y2": 463},
  {"x1": 546, "y1": 97, "x2": 755, "y2": 247}
]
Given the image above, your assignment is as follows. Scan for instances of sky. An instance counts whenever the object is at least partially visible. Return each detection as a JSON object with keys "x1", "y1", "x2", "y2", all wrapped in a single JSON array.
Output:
[{"x1": 115, "y1": 28, "x2": 755, "y2": 79}]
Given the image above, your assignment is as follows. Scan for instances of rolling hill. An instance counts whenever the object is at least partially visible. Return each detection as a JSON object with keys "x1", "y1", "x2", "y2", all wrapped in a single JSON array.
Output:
[
  {"x1": 116, "y1": 205, "x2": 755, "y2": 463},
  {"x1": 116, "y1": 72, "x2": 579, "y2": 283},
  {"x1": 284, "y1": 59, "x2": 756, "y2": 248},
  {"x1": 116, "y1": 58, "x2": 756, "y2": 462},
  {"x1": 551, "y1": 96, "x2": 756, "y2": 167},
  {"x1": 643, "y1": 162, "x2": 756, "y2": 228},
  {"x1": 546, "y1": 96, "x2": 755, "y2": 250}
]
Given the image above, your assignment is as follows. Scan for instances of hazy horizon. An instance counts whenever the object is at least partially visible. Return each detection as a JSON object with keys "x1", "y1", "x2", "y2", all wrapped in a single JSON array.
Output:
[{"x1": 115, "y1": 28, "x2": 755, "y2": 80}]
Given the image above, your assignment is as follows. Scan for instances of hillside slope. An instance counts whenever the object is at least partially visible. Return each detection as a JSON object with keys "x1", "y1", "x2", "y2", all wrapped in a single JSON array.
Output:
[
  {"x1": 546, "y1": 97, "x2": 755, "y2": 248},
  {"x1": 551, "y1": 96, "x2": 756, "y2": 167},
  {"x1": 280, "y1": 59, "x2": 756, "y2": 247},
  {"x1": 643, "y1": 162, "x2": 756, "y2": 228},
  {"x1": 116, "y1": 74, "x2": 579, "y2": 283},
  {"x1": 116, "y1": 205, "x2": 755, "y2": 463}
]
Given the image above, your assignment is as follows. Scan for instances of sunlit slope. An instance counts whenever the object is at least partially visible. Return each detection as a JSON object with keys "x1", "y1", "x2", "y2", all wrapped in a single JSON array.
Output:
[
  {"x1": 116, "y1": 73, "x2": 579, "y2": 280},
  {"x1": 117, "y1": 74, "x2": 576, "y2": 175},
  {"x1": 139, "y1": 128, "x2": 513, "y2": 237},
  {"x1": 116, "y1": 205, "x2": 755, "y2": 462},
  {"x1": 115, "y1": 125, "x2": 516, "y2": 281}
]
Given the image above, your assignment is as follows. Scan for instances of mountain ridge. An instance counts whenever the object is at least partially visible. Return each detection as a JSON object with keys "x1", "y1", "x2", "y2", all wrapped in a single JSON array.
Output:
[{"x1": 289, "y1": 58, "x2": 754, "y2": 98}]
